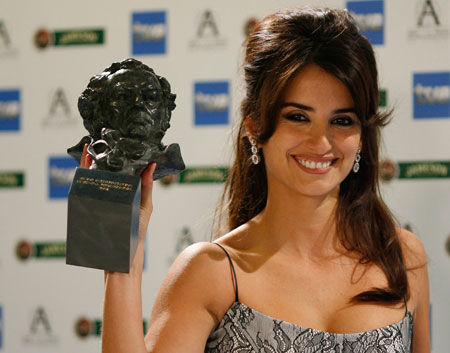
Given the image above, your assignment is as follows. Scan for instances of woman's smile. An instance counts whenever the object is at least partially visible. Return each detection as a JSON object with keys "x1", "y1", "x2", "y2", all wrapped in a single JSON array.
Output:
[{"x1": 293, "y1": 155, "x2": 335, "y2": 174}]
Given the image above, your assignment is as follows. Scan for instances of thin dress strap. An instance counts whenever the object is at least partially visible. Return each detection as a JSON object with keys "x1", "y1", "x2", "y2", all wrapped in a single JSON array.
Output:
[
  {"x1": 403, "y1": 296, "x2": 408, "y2": 315},
  {"x1": 214, "y1": 242, "x2": 239, "y2": 302}
]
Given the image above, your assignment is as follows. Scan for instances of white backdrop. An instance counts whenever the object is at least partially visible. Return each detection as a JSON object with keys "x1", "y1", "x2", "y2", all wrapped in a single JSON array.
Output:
[{"x1": 0, "y1": 0, "x2": 449, "y2": 352}]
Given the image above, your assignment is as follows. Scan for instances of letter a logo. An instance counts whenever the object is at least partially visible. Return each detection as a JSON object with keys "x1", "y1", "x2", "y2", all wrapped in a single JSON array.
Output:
[
  {"x1": 49, "y1": 88, "x2": 70, "y2": 115},
  {"x1": 30, "y1": 307, "x2": 52, "y2": 334},
  {"x1": 0, "y1": 21, "x2": 11, "y2": 47},
  {"x1": 197, "y1": 10, "x2": 219, "y2": 37},
  {"x1": 43, "y1": 87, "x2": 76, "y2": 126},
  {"x1": 417, "y1": 0, "x2": 440, "y2": 26}
]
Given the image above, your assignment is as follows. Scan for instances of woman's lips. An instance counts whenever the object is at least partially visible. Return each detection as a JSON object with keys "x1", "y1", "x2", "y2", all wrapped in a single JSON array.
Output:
[{"x1": 293, "y1": 156, "x2": 337, "y2": 174}]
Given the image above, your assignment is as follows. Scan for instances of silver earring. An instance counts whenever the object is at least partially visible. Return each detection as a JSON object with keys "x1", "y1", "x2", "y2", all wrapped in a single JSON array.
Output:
[
  {"x1": 250, "y1": 138, "x2": 260, "y2": 165},
  {"x1": 353, "y1": 148, "x2": 361, "y2": 173}
]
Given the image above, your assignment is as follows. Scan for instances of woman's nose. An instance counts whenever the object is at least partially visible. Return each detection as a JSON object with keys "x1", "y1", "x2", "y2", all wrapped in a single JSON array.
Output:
[{"x1": 306, "y1": 125, "x2": 332, "y2": 154}]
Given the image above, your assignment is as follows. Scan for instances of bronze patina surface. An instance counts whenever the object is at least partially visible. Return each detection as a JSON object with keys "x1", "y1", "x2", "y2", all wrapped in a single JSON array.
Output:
[{"x1": 68, "y1": 58, "x2": 185, "y2": 179}]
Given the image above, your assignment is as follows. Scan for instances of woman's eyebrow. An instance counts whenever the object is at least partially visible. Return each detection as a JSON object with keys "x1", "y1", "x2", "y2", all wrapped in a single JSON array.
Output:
[
  {"x1": 280, "y1": 102, "x2": 356, "y2": 115},
  {"x1": 280, "y1": 102, "x2": 313, "y2": 111}
]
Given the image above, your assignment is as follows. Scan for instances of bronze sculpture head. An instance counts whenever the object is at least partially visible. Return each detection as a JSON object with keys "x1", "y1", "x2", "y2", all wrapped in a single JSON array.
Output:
[{"x1": 68, "y1": 58, "x2": 184, "y2": 178}]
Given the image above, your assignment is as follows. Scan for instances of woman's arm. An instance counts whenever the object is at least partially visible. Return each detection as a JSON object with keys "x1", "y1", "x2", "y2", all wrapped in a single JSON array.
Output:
[
  {"x1": 103, "y1": 238, "x2": 229, "y2": 353},
  {"x1": 144, "y1": 242, "x2": 233, "y2": 352},
  {"x1": 102, "y1": 241, "x2": 148, "y2": 353},
  {"x1": 103, "y1": 239, "x2": 230, "y2": 353}
]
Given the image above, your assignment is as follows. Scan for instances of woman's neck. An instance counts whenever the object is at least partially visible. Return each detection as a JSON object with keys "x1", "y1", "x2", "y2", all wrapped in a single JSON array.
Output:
[{"x1": 252, "y1": 186, "x2": 344, "y2": 260}]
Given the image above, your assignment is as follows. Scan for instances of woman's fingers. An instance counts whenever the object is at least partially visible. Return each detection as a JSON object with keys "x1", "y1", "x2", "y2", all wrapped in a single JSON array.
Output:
[
  {"x1": 80, "y1": 144, "x2": 88, "y2": 168},
  {"x1": 139, "y1": 163, "x2": 156, "y2": 241},
  {"x1": 141, "y1": 162, "x2": 157, "y2": 214},
  {"x1": 80, "y1": 144, "x2": 93, "y2": 169}
]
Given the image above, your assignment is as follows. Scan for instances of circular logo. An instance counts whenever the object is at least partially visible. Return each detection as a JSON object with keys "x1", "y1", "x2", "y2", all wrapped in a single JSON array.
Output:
[
  {"x1": 159, "y1": 174, "x2": 175, "y2": 186},
  {"x1": 16, "y1": 240, "x2": 32, "y2": 260},
  {"x1": 34, "y1": 28, "x2": 53, "y2": 49},
  {"x1": 243, "y1": 17, "x2": 260, "y2": 37},
  {"x1": 445, "y1": 234, "x2": 450, "y2": 258},
  {"x1": 75, "y1": 317, "x2": 92, "y2": 338},
  {"x1": 380, "y1": 159, "x2": 398, "y2": 182}
]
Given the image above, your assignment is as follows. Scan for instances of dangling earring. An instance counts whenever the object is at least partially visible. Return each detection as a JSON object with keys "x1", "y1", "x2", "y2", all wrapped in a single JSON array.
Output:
[
  {"x1": 353, "y1": 148, "x2": 361, "y2": 173},
  {"x1": 250, "y1": 137, "x2": 260, "y2": 165}
]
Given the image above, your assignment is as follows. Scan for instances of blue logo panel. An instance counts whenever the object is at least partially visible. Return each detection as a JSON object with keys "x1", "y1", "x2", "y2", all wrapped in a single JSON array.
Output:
[
  {"x1": 48, "y1": 156, "x2": 78, "y2": 199},
  {"x1": 194, "y1": 81, "x2": 229, "y2": 125},
  {"x1": 414, "y1": 72, "x2": 450, "y2": 119},
  {"x1": 132, "y1": 11, "x2": 167, "y2": 55},
  {"x1": 0, "y1": 89, "x2": 20, "y2": 131},
  {"x1": 346, "y1": 0, "x2": 384, "y2": 45}
]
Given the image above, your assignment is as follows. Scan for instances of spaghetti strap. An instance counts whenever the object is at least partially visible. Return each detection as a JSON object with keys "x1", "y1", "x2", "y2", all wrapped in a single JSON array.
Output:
[
  {"x1": 213, "y1": 242, "x2": 239, "y2": 302},
  {"x1": 403, "y1": 296, "x2": 408, "y2": 315}
]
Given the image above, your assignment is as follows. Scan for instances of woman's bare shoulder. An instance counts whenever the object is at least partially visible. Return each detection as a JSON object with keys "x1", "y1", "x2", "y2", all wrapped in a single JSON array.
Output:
[
  {"x1": 150, "y1": 241, "x2": 237, "y2": 327},
  {"x1": 397, "y1": 228, "x2": 427, "y2": 270},
  {"x1": 172, "y1": 221, "x2": 252, "y2": 277},
  {"x1": 168, "y1": 241, "x2": 235, "y2": 282},
  {"x1": 397, "y1": 228, "x2": 429, "y2": 312},
  {"x1": 175, "y1": 241, "x2": 229, "y2": 262},
  {"x1": 146, "y1": 241, "x2": 241, "y2": 351}
]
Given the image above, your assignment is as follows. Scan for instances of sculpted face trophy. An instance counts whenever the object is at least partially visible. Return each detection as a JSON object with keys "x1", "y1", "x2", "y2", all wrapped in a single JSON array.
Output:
[
  {"x1": 66, "y1": 58, "x2": 185, "y2": 272},
  {"x1": 68, "y1": 58, "x2": 184, "y2": 178}
]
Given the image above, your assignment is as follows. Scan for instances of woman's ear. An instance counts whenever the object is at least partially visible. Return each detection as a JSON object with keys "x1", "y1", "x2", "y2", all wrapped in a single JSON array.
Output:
[{"x1": 243, "y1": 117, "x2": 259, "y2": 140}]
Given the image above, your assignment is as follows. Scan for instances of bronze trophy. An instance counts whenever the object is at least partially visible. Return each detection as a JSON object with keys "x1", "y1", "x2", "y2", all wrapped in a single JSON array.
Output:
[{"x1": 66, "y1": 58, "x2": 185, "y2": 272}]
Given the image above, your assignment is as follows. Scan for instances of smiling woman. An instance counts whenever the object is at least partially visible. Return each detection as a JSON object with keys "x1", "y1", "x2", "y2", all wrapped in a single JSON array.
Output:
[
  {"x1": 97, "y1": 6, "x2": 430, "y2": 353},
  {"x1": 212, "y1": 7, "x2": 429, "y2": 353}
]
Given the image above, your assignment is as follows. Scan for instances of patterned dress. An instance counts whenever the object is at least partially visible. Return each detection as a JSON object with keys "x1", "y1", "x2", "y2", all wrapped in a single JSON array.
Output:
[
  {"x1": 206, "y1": 301, "x2": 413, "y2": 353},
  {"x1": 207, "y1": 244, "x2": 413, "y2": 353}
]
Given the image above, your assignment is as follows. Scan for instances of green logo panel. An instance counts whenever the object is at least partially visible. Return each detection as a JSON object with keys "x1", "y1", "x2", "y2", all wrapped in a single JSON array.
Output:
[
  {"x1": 54, "y1": 29, "x2": 104, "y2": 46},
  {"x1": 35, "y1": 242, "x2": 66, "y2": 258},
  {"x1": 0, "y1": 172, "x2": 24, "y2": 188},
  {"x1": 178, "y1": 167, "x2": 229, "y2": 183},
  {"x1": 398, "y1": 161, "x2": 450, "y2": 179}
]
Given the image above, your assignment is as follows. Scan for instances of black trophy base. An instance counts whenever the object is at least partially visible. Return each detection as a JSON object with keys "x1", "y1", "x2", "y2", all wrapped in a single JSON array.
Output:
[{"x1": 66, "y1": 168, "x2": 141, "y2": 273}]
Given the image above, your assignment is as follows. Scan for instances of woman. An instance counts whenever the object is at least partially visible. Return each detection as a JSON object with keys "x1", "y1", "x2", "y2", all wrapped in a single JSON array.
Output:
[{"x1": 84, "y1": 7, "x2": 430, "y2": 353}]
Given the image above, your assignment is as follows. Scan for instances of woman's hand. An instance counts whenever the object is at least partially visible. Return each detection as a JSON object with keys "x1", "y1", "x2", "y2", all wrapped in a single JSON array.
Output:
[
  {"x1": 80, "y1": 144, "x2": 92, "y2": 169},
  {"x1": 138, "y1": 162, "x2": 157, "y2": 243},
  {"x1": 80, "y1": 144, "x2": 156, "y2": 244}
]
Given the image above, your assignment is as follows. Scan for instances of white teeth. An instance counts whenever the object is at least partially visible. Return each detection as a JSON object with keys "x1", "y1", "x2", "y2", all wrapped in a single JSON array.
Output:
[{"x1": 298, "y1": 159, "x2": 331, "y2": 169}]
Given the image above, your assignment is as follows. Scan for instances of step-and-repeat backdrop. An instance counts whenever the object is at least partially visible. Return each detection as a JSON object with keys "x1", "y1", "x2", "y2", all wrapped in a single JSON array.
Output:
[{"x1": 0, "y1": 0, "x2": 449, "y2": 351}]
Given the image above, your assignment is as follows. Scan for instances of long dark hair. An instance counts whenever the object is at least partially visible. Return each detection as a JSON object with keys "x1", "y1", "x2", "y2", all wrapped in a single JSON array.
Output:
[{"x1": 217, "y1": 7, "x2": 408, "y2": 304}]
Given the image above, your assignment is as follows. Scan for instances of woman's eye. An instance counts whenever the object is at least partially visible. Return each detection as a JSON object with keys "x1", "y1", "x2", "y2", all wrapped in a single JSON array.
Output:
[
  {"x1": 284, "y1": 113, "x2": 308, "y2": 122},
  {"x1": 332, "y1": 117, "x2": 355, "y2": 126}
]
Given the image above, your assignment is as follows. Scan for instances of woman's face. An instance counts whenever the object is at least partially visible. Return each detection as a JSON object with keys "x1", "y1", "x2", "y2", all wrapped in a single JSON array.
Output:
[{"x1": 261, "y1": 64, "x2": 362, "y2": 199}]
